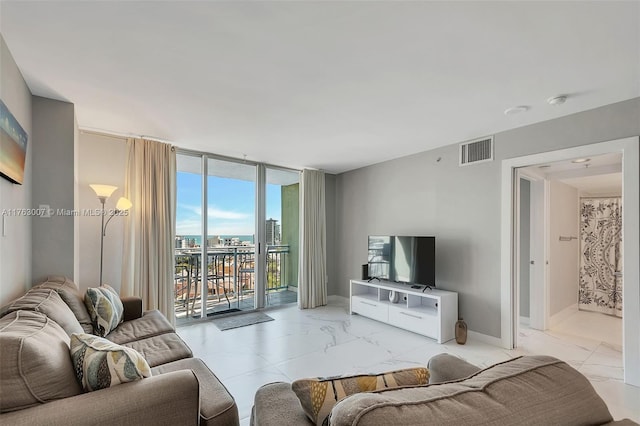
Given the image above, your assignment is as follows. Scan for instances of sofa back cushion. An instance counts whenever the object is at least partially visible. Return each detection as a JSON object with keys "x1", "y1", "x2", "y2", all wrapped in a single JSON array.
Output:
[
  {"x1": 328, "y1": 356, "x2": 613, "y2": 426},
  {"x1": 2, "y1": 288, "x2": 83, "y2": 335},
  {"x1": 34, "y1": 276, "x2": 94, "y2": 333},
  {"x1": 0, "y1": 310, "x2": 83, "y2": 413}
]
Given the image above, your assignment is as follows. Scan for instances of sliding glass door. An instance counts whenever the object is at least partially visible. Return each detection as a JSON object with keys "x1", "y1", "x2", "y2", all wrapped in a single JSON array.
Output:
[
  {"x1": 206, "y1": 158, "x2": 256, "y2": 313},
  {"x1": 175, "y1": 152, "x2": 299, "y2": 323},
  {"x1": 175, "y1": 154, "x2": 204, "y2": 324},
  {"x1": 265, "y1": 167, "x2": 300, "y2": 307}
]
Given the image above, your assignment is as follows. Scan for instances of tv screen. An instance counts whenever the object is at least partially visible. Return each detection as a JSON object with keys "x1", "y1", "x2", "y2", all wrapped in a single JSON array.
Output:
[
  {"x1": 368, "y1": 235, "x2": 435, "y2": 287},
  {"x1": 392, "y1": 236, "x2": 435, "y2": 286}
]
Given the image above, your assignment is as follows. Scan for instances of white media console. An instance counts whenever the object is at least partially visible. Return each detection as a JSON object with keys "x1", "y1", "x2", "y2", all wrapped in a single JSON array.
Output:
[{"x1": 350, "y1": 279, "x2": 458, "y2": 343}]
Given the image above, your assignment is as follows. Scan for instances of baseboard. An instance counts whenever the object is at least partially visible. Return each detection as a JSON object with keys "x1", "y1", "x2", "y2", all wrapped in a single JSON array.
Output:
[
  {"x1": 520, "y1": 316, "x2": 530, "y2": 326},
  {"x1": 327, "y1": 295, "x2": 349, "y2": 305},
  {"x1": 467, "y1": 330, "x2": 503, "y2": 347},
  {"x1": 549, "y1": 303, "x2": 578, "y2": 328},
  {"x1": 287, "y1": 285, "x2": 298, "y2": 293}
]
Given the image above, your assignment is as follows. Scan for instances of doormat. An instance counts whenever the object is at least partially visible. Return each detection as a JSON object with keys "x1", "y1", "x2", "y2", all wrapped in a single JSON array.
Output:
[
  {"x1": 207, "y1": 308, "x2": 241, "y2": 317},
  {"x1": 192, "y1": 308, "x2": 241, "y2": 319},
  {"x1": 211, "y1": 312, "x2": 274, "y2": 331}
]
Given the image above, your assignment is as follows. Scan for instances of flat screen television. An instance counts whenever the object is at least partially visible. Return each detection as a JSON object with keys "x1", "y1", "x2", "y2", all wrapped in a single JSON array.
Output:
[{"x1": 367, "y1": 235, "x2": 435, "y2": 287}]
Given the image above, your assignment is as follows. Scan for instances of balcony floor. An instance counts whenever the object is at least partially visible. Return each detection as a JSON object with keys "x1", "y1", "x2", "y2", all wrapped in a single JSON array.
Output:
[{"x1": 175, "y1": 289, "x2": 297, "y2": 326}]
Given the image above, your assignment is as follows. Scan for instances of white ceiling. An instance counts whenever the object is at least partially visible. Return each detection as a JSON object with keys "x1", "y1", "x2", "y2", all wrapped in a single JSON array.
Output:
[
  {"x1": 561, "y1": 173, "x2": 622, "y2": 196},
  {"x1": 1, "y1": 1, "x2": 638, "y2": 174},
  {"x1": 520, "y1": 152, "x2": 623, "y2": 195}
]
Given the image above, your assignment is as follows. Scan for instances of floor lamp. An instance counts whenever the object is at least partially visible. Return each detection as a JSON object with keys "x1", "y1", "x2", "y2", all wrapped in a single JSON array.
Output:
[{"x1": 90, "y1": 184, "x2": 132, "y2": 286}]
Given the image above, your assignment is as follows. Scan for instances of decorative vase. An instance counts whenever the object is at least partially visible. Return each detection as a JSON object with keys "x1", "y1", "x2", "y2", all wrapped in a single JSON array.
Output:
[
  {"x1": 455, "y1": 318, "x2": 467, "y2": 345},
  {"x1": 389, "y1": 290, "x2": 399, "y2": 303}
]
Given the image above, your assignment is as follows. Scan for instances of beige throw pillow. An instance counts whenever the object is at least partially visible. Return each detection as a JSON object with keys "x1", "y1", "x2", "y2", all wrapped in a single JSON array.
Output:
[
  {"x1": 84, "y1": 285, "x2": 124, "y2": 336},
  {"x1": 70, "y1": 333, "x2": 151, "y2": 392},
  {"x1": 292, "y1": 367, "x2": 429, "y2": 426}
]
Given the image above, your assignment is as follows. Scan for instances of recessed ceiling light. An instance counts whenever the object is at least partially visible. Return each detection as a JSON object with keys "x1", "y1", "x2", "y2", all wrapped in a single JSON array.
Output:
[
  {"x1": 572, "y1": 158, "x2": 591, "y2": 163},
  {"x1": 547, "y1": 95, "x2": 567, "y2": 105},
  {"x1": 504, "y1": 106, "x2": 529, "y2": 115}
]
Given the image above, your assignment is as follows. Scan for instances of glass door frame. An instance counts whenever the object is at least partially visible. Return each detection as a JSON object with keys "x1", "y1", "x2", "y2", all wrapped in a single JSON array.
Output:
[{"x1": 264, "y1": 165, "x2": 301, "y2": 307}]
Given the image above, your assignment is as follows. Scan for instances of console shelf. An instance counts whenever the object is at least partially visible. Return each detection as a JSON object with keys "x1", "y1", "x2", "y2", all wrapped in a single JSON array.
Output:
[{"x1": 350, "y1": 279, "x2": 458, "y2": 343}]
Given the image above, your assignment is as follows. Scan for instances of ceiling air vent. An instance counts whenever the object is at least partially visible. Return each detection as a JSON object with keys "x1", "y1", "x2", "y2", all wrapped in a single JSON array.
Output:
[{"x1": 459, "y1": 136, "x2": 494, "y2": 166}]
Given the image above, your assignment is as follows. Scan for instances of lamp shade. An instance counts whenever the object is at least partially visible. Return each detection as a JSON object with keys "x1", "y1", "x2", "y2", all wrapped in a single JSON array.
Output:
[
  {"x1": 115, "y1": 197, "x2": 132, "y2": 211},
  {"x1": 90, "y1": 184, "x2": 118, "y2": 199}
]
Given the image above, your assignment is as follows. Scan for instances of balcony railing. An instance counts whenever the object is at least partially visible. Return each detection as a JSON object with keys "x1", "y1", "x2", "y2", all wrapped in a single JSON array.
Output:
[{"x1": 174, "y1": 245, "x2": 290, "y2": 319}]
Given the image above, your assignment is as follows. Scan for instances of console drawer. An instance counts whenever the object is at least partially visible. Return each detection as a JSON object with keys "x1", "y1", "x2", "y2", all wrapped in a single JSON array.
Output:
[
  {"x1": 388, "y1": 306, "x2": 439, "y2": 340},
  {"x1": 352, "y1": 296, "x2": 388, "y2": 322}
]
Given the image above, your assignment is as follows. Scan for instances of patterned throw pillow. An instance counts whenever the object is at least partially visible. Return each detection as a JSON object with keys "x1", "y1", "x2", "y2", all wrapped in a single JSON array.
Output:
[
  {"x1": 292, "y1": 367, "x2": 429, "y2": 426},
  {"x1": 70, "y1": 333, "x2": 151, "y2": 392},
  {"x1": 84, "y1": 285, "x2": 124, "y2": 336}
]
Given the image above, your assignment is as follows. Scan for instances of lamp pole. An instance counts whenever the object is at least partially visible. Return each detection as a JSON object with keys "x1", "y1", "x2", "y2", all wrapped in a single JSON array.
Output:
[
  {"x1": 98, "y1": 196, "x2": 107, "y2": 286},
  {"x1": 90, "y1": 184, "x2": 131, "y2": 288}
]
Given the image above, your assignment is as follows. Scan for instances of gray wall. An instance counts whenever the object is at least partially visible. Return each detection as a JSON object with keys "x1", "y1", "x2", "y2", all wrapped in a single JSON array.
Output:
[
  {"x1": 325, "y1": 173, "x2": 338, "y2": 295},
  {"x1": 31, "y1": 96, "x2": 77, "y2": 282},
  {"x1": 334, "y1": 97, "x2": 640, "y2": 339},
  {"x1": 549, "y1": 180, "x2": 580, "y2": 316},
  {"x1": 77, "y1": 132, "x2": 127, "y2": 291},
  {"x1": 519, "y1": 178, "x2": 530, "y2": 318},
  {"x1": 0, "y1": 35, "x2": 32, "y2": 305}
]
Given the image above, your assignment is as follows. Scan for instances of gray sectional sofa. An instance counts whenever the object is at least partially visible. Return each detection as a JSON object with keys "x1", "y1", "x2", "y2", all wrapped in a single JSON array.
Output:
[
  {"x1": 0, "y1": 276, "x2": 239, "y2": 426},
  {"x1": 252, "y1": 353, "x2": 638, "y2": 426}
]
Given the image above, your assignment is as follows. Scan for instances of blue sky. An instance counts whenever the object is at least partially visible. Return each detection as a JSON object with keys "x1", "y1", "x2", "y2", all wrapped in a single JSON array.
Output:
[{"x1": 176, "y1": 172, "x2": 282, "y2": 236}]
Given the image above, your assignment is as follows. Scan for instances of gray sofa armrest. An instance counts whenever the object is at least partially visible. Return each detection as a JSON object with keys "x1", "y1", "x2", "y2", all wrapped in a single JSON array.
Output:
[
  {"x1": 0, "y1": 370, "x2": 200, "y2": 426},
  {"x1": 121, "y1": 296, "x2": 143, "y2": 321},
  {"x1": 251, "y1": 382, "x2": 313, "y2": 426},
  {"x1": 427, "y1": 353, "x2": 481, "y2": 384}
]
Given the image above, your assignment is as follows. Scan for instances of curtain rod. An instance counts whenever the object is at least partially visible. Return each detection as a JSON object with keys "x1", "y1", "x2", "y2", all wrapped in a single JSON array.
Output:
[
  {"x1": 82, "y1": 127, "x2": 302, "y2": 172},
  {"x1": 176, "y1": 147, "x2": 302, "y2": 173},
  {"x1": 79, "y1": 127, "x2": 174, "y2": 145}
]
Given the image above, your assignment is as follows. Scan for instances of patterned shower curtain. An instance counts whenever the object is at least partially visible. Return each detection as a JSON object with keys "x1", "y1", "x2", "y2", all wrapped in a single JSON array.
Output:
[{"x1": 579, "y1": 197, "x2": 623, "y2": 317}]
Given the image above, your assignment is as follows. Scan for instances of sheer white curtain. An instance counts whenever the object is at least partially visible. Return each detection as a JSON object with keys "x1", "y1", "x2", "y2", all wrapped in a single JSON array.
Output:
[
  {"x1": 121, "y1": 138, "x2": 176, "y2": 325},
  {"x1": 298, "y1": 169, "x2": 327, "y2": 309}
]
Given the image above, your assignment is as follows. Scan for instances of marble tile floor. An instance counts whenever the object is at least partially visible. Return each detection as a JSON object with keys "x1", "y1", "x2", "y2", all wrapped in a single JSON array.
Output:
[{"x1": 177, "y1": 299, "x2": 639, "y2": 425}]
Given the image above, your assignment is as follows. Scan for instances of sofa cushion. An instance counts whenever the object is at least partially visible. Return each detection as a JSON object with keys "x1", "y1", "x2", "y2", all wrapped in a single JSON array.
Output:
[
  {"x1": 123, "y1": 332, "x2": 193, "y2": 367},
  {"x1": 0, "y1": 310, "x2": 82, "y2": 413},
  {"x1": 252, "y1": 382, "x2": 315, "y2": 426},
  {"x1": 427, "y1": 353, "x2": 482, "y2": 384},
  {"x1": 34, "y1": 276, "x2": 94, "y2": 333},
  {"x1": 328, "y1": 356, "x2": 614, "y2": 426},
  {"x1": 3, "y1": 288, "x2": 83, "y2": 335},
  {"x1": 70, "y1": 333, "x2": 151, "y2": 392},
  {"x1": 106, "y1": 309, "x2": 175, "y2": 345},
  {"x1": 292, "y1": 367, "x2": 429, "y2": 426},
  {"x1": 152, "y1": 358, "x2": 239, "y2": 426},
  {"x1": 84, "y1": 285, "x2": 124, "y2": 336}
]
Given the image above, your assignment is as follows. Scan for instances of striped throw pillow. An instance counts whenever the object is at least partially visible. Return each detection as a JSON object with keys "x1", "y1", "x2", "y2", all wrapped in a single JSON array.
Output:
[{"x1": 292, "y1": 367, "x2": 429, "y2": 426}]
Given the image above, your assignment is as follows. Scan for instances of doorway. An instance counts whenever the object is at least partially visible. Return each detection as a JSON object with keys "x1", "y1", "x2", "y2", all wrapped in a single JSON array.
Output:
[
  {"x1": 500, "y1": 136, "x2": 640, "y2": 387},
  {"x1": 517, "y1": 154, "x2": 623, "y2": 347}
]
